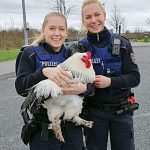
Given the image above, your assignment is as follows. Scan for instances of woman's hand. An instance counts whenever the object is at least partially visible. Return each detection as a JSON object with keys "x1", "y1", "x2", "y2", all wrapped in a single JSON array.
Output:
[
  {"x1": 62, "y1": 82, "x2": 87, "y2": 95},
  {"x1": 42, "y1": 67, "x2": 72, "y2": 87},
  {"x1": 94, "y1": 75, "x2": 111, "y2": 88}
]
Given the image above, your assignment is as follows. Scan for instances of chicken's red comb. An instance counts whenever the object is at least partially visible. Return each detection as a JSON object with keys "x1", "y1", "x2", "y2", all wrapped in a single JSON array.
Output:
[
  {"x1": 81, "y1": 51, "x2": 92, "y2": 68},
  {"x1": 86, "y1": 51, "x2": 91, "y2": 59}
]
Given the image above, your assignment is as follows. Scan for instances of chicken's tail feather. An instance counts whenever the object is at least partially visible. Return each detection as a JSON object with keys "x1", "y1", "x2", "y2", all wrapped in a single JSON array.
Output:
[{"x1": 20, "y1": 87, "x2": 36, "y2": 112}]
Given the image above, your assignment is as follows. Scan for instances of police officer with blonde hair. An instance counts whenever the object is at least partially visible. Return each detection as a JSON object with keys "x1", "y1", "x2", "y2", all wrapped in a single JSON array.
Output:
[
  {"x1": 79, "y1": 0, "x2": 140, "y2": 150},
  {"x1": 15, "y1": 12, "x2": 89, "y2": 150}
]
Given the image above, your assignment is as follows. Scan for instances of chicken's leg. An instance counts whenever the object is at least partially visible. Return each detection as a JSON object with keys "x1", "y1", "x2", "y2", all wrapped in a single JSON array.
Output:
[
  {"x1": 72, "y1": 116, "x2": 93, "y2": 128},
  {"x1": 51, "y1": 118, "x2": 65, "y2": 142}
]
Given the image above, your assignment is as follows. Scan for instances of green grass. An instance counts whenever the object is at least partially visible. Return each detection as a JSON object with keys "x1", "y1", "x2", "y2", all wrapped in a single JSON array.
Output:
[
  {"x1": 0, "y1": 49, "x2": 20, "y2": 62},
  {"x1": 136, "y1": 39, "x2": 150, "y2": 42}
]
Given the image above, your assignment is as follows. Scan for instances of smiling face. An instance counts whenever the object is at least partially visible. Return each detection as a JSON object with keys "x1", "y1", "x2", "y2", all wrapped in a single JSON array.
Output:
[
  {"x1": 42, "y1": 15, "x2": 68, "y2": 52},
  {"x1": 82, "y1": 2, "x2": 106, "y2": 33}
]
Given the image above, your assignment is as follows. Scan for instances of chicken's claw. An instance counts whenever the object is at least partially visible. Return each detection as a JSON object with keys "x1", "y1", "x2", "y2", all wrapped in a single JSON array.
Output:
[
  {"x1": 54, "y1": 127, "x2": 65, "y2": 142},
  {"x1": 80, "y1": 120, "x2": 94, "y2": 128}
]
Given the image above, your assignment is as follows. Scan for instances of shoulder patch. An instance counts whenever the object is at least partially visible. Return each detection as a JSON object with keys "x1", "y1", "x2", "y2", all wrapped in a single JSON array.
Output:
[{"x1": 131, "y1": 52, "x2": 136, "y2": 64}]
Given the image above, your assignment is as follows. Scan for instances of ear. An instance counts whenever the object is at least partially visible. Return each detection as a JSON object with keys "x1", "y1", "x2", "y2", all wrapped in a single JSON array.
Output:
[
  {"x1": 40, "y1": 28, "x2": 44, "y2": 35},
  {"x1": 40, "y1": 34, "x2": 45, "y2": 40},
  {"x1": 104, "y1": 12, "x2": 106, "y2": 20},
  {"x1": 39, "y1": 29, "x2": 45, "y2": 41},
  {"x1": 81, "y1": 22, "x2": 87, "y2": 32},
  {"x1": 65, "y1": 30, "x2": 69, "y2": 39}
]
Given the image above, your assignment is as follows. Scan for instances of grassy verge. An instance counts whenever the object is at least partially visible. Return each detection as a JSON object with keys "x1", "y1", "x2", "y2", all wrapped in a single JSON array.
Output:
[
  {"x1": 0, "y1": 49, "x2": 19, "y2": 62},
  {"x1": 136, "y1": 39, "x2": 150, "y2": 42}
]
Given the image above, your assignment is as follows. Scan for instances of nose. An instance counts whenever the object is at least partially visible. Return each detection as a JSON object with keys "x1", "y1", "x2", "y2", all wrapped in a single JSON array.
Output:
[
  {"x1": 54, "y1": 29, "x2": 60, "y2": 35},
  {"x1": 91, "y1": 16, "x2": 97, "y2": 23}
]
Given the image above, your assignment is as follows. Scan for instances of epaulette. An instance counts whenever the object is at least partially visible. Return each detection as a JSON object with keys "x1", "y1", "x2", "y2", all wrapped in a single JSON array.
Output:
[
  {"x1": 22, "y1": 44, "x2": 31, "y2": 48},
  {"x1": 113, "y1": 34, "x2": 129, "y2": 41},
  {"x1": 20, "y1": 45, "x2": 31, "y2": 51},
  {"x1": 120, "y1": 35, "x2": 130, "y2": 41}
]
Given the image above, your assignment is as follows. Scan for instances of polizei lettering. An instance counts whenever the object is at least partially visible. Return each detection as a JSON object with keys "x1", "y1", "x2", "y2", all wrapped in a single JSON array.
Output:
[
  {"x1": 41, "y1": 61, "x2": 59, "y2": 67},
  {"x1": 92, "y1": 58, "x2": 101, "y2": 64}
]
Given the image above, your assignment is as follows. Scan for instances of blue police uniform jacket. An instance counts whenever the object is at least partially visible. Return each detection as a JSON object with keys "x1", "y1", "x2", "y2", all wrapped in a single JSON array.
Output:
[{"x1": 78, "y1": 27, "x2": 140, "y2": 104}]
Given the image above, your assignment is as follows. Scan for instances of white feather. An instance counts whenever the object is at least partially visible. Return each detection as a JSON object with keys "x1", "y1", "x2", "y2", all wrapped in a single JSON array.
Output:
[{"x1": 34, "y1": 79, "x2": 62, "y2": 98}]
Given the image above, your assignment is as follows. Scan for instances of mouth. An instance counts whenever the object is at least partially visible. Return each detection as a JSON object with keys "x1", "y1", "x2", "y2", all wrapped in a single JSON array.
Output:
[
  {"x1": 91, "y1": 25, "x2": 100, "y2": 30},
  {"x1": 52, "y1": 38, "x2": 61, "y2": 41}
]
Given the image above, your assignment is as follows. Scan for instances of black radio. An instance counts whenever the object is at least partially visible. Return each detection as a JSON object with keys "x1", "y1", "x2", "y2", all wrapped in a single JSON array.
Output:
[{"x1": 112, "y1": 37, "x2": 120, "y2": 56}]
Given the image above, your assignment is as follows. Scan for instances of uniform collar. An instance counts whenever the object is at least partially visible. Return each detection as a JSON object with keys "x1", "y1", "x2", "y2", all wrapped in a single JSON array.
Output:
[
  {"x1": 87, "y1": 27, "x2": 111, "y2": 47},
  {"x1": 39, "y1": 41, "x2": 64, "y2": 54}
]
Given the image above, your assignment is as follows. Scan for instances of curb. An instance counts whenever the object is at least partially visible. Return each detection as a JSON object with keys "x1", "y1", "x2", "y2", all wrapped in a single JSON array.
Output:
[
  {"x1": 132, "y1": 45, "x2": 150, "y2": 47},
  {"x1": 132, "y1": 43, "x2": 150, "y2": 47},
  {"x1": 0, "y1": 72, "x2": 15, "y2": 80}
]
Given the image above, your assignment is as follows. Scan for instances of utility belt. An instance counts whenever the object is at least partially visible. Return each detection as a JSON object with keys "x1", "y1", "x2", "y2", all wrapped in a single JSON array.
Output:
[
  {"x1": 21, "y1": 110, "x2": 76, "y2": 145},
  {"x1": 86, "y1": 100, "x2": 121, "y2": 112},
  {"x1": 85, "y1": 95, "x2": 139, "y2": 115}
]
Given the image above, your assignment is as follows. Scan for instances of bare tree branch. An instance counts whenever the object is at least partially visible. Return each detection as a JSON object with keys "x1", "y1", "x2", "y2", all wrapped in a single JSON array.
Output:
[
  {"x1": 47, "y1": 0, "x2": 77, "y2": 18},
  {"x1": 107, "y1": 4, "x2": 126, "y2": 34},
  {"x1": 120, "y1": 17, "x2": 126, "y2": 33},
  {"x1": 146, "y1": 18, "x2": 150, "y2": 25}
]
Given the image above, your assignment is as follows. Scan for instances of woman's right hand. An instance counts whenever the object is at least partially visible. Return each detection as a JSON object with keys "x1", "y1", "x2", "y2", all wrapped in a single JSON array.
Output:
[{"x1": 42, "y1": 67, "x2": 72, "y2": 87}]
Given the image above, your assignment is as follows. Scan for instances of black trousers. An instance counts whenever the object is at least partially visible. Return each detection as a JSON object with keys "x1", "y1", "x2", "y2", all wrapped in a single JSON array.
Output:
[
  {"x1": 84, "y1": 107, "x2": 135, "y2": 150},
  {"x1": 29, "y1": 122, "x2": 85, "y2": 150}
]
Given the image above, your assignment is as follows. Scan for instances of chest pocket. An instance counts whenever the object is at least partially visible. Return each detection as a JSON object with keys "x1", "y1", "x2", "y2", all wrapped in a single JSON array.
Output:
[
  {"x1": 90, "y1": 44, "x2": 122, "y2": 76},
  {"x1": 104, "y1": 51, "x2": 122, "y2": 76}
]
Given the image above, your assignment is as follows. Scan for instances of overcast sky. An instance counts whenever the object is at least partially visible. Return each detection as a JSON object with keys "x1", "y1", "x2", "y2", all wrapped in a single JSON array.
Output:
[{"x1": 0, "y1": 0, "x2": 150, "y2": 32}]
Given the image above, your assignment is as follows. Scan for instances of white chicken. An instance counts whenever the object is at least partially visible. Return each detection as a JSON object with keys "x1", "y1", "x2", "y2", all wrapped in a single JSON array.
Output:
[{"x1": 21, "y1": 52, "x2": 95, "y2": 142}]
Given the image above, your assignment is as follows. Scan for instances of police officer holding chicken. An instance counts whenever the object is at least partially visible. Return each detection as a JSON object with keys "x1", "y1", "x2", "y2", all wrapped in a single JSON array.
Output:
[
  {"x1": 15, "y1": 12, "x2": 90, "y2": 150},
  {"x1": 78, "y1": 0, "x2": 140, "y2": 150}
]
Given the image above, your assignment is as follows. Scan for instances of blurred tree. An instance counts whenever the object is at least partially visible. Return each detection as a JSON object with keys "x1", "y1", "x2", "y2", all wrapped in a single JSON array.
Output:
[
  {"x1": 68, "y1": 28, "x2": 79, "y2": 39},
  {"x1": 134, "y1": 27, "x2": 144, "y2": 40},
  {"x1": 146, "y1": 18, "x2": 150, "y2": 26},
  {"x1": 107, "y1": 3, "x2": 126, "y2": 34},
  {"x1": 48, "y1": 0, "x2": 76, "y2": 18},
  {"x1": 121, "y1": 17, "x2": 126, "y2": 33}
]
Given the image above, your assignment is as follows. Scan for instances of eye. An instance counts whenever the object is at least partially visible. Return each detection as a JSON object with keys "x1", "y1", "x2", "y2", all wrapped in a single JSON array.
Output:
[
  {"x1": 95, "y1": 13, "x2": 101, "y2": 17},
  {"x1": 60, "y1": 28, "x2": 65, "y2": 31},
  {"x1": 49, "y1": 27, "x2": 55, "y2": 30},
  {"x1": 85, "y1": 16, "x2": 91, "y2": 20}
]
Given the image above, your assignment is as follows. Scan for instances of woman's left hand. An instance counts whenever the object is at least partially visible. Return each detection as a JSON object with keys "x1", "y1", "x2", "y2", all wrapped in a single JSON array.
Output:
[
  {"x1": 94, "y1": 75, "x2": 111, "y2": 88},
  {"x1": 62, "y1": 82, "x2": 87, "y2": 95}
]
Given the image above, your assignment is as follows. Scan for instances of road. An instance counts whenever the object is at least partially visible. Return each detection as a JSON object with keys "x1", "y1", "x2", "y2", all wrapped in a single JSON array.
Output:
[{"x1": 0, "y1": 46, "x2": 150, "y2": 150}]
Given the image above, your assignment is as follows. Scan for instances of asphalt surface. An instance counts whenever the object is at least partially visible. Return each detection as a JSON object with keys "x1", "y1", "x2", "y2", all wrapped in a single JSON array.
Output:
[
  {"x1": 0, "y1": 44, "x2": 150, "y2": 150},
  {"x1": 0, "y1": 60, "x2": 15, "y2": 80}
]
